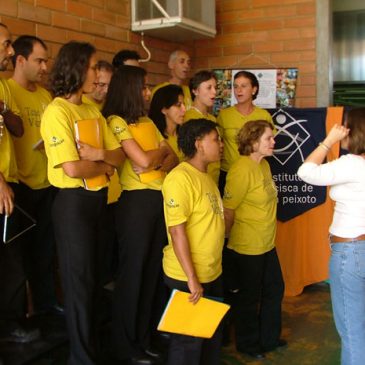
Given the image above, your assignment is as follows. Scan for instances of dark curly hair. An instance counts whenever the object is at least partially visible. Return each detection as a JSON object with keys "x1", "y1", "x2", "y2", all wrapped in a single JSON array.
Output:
[
  {"x1": 102, "y1": 65, "x2": 146, "y2": 124},
  {"x1": 237, "y1": 120, "x2": 273, "y2": 156},
  {"x1": 148, "y1": 84, "x2": 184, "y2": 138},
  {"x1": 178, "y1": 118, "x2": 218, "y2": 159},
  {"x1": 346, "y1": 108, "x2": 365, "y2": 155},
  {"x1": 48, "y1": 41, "x2": 95, "y2": 97},
  {"x1": 189, "y1": 70, "x2": 217, "y2": 100},
  {"x1": 234, "y1": 70, "x2": 259, "y2": 100},
  {"x1": 112, "y1": 49, "x2": 140, "y2": 68}
]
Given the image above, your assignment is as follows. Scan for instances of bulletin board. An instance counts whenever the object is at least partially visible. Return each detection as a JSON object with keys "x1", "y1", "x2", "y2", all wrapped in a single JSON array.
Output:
[{"x1": 213, "y1": 68, "x2": 298, "y2": 116}]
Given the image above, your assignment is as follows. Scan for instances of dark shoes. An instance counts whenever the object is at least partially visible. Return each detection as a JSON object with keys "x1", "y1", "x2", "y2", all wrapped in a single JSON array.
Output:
[
  {"x1": 239, "y1": 350, "x2": 266, "y2": 359},
  {"x1": 129, "y1": 355, "x2": 156, "y2": 365},
  {"x1": 33, "y1": 304, "x2": 65, "y2": 316},
  {"x1": 0, "y1": 326, "x2": 40, "y2": 343},
  {"x1": 262, "y1": 338, "x2": 288, "y2": 352}
]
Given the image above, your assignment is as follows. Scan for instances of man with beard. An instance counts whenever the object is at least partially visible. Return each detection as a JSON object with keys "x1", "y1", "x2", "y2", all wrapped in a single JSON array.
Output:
[{"x1": 8, "y1": 35, "x2": 62, "y2": 316}]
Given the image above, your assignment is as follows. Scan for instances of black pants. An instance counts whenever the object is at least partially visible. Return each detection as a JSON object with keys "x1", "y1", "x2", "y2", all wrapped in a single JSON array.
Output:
[
  {"x1": 163, "y1": 275, "x2": 223, "y2": 365},
  {"x1": 112, "y1": 189, "x2": 167, "y2": 360},
  {"x1": 0, "y1": 184, "x2": 26, "y2": 323},
  {"x1": 16, "y1": 182, "x2": 58, "y2": 311},
  {"x1": 224, "y1": 248, "x2": 284, "y2": 352},
  {"x1": 52, "y1": 188, "x2": 108, "y2": 365}
]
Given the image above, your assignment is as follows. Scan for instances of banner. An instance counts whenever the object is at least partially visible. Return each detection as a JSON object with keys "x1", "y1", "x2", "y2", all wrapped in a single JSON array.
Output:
[{"x1": 268, "y1": 108, "x2": 331, "y2": 222}]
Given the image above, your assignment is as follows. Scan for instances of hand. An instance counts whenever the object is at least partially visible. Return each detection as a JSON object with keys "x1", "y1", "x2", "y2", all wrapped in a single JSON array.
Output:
[
  {"x1": 187, "y1": 276, "x2": 204, "y2": 305},
  {"x1": 324, "y1": 124, "x2": 350, "y2": 147},
  {"x1": 105, "y1": 164, "x2": 115, "y2": 177},
  {"x1": 0, "y1": 177, "x2": 14, "y2": 216},
  {"x1": 131, "y1": 161, "x2": 153, "y2": 174},
  {"x1": 78, "y1": 141, "x2": 102, "y2": 161}
]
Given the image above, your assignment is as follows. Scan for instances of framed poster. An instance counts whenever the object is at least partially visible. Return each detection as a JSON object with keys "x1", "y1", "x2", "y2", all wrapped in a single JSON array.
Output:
[{"x1": 213, "y1": 68, "x2": 298, "y2": 116}]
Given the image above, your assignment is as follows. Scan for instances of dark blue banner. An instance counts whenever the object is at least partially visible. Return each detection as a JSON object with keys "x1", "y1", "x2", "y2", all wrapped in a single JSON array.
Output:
[{"x1": 268, "y1": 108, "x2": 329, "y2": 222}]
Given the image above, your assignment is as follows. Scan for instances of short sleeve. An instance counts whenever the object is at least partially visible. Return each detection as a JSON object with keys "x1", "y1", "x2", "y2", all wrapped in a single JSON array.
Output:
[
  {"x1": 41, "y1": 104, "x2": 79, "y2": 168},
  {"x1": 100, "y1": 115, "x2": 120, "y2": 150},
  {"x1": 108, "y1": 115, "x2": 133, "y2": 143},
  {"x1": 162, "y1": 171, "x2": 192, "y2": 227}
]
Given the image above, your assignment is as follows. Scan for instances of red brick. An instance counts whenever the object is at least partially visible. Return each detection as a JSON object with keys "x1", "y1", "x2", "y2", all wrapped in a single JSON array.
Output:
[
  {"x1": 271, "y1": 52, "x2": 301, "y2": 64},
  {"x1": 66, "y1": 31, "x2": 94, "y2": 44},
  {"x1": 297, "y1": 2, "x2": 316, "y2": 16},
  {"x1": 53, "y1": 12, "x2": 80, "y2": 31},
  {"x1": 79, "y1": 0, "x2": 104, "y2": 8},
  {"x1": 0, "y1": 0, "x2": 18, "y2": 17},
  {"x1": 81, "y1": 19, "x2": 105, "y2": 36},
  {"x1": 18, "y1": 2, "x2": 51, "y2": 24},
  {"x1": 105, "y1": 25, "x2": 128, "y2": 42},
  {"x1": 252, "y1": 19, "x2": 283, "y2": 31},
  {"x1": 94, "y1": 36, "x2": 118, "y2": 53},
  {"x1": 254, "y1": 0, "x2": 310, "y2": 7},
  {"x1": 269, "y1": 29, "x2": 300, "y2": 41},
  {"x1": 223, "y1": 44, "x2": 252, "y2": 56},
  {"x1": 254, "y1": 41, "x2": 284, "y2": 53},
  {"x1": 263, "y1": 5, "x2": 297, "y2": 18},
  {"x1": 237, "y1": 8, "x2": 265, "y2": 21},
  {"x1": 2, "y1": 17, "x2": 35, "y2": 36},
  {"x1": 297, "y1": 97, "x2": 316, "y2": 107},
  {"x1": 37, "y1": 24, "x2": 67, "y2": 43},
  {"x1": 67, "y1": 1, "x2": 93, "y2": 19},
  {"x1": 296, "y1": 85, "x2": 316, "y2": 97},
  {"x1": 222, "y1": 22, "x2": 252, "y2": 34},
  {"x1": 208, "y1": 55, "x2": 238, "y2": 68},
  {"x1": 284, "y1": 39, "x2": 315, "y2": 51},
  {"x1": 217, "y1": 0, "x2": 251, "y2": 12},
  {"x1": 300, "y1": 50, "x2": 316, "y2": 61},
  {"x1": 115, "y1": 15, "x2": 129, "y2": 28},
  {"x1": 36, "y1": 0, "x2": 66, "y2": 11},
  {"x1": 299, "y1": 28, "x2": 316, "y2": 38},
  {"x1": 106, "y1": 0, "x2": 128, "y2": 16},
  {"x1": 93, "y1": 7, "x2": 116, "y2": 25},
  {"x1": 297, "y1": 63, "x2": 316, "y2": 73},
  {"x1": 284, "y1": 16, "x2": 315, "y2": 28}
]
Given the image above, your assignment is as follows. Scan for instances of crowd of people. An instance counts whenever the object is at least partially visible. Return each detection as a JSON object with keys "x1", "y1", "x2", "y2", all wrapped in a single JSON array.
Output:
[{"x1": 1, "y1": 20, "x2": 362, "y2": 365}]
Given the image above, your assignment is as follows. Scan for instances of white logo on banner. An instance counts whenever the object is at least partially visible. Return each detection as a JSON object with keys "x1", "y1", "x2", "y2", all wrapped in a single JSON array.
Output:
[{"x1": 272, "y1": 109, "x2": 310, "y2": 166}]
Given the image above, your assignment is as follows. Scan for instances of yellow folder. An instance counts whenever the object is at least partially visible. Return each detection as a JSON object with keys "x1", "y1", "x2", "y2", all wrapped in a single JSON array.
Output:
[
  {"x1": 128, "y1": 121, "x2": 166, "y2": 183},
  {"x1": 157, "y1": 289, "x2": 230, "y2": 338},
  {"x1": 74, "y1": 118, "x2": 108, "y2": 190}
]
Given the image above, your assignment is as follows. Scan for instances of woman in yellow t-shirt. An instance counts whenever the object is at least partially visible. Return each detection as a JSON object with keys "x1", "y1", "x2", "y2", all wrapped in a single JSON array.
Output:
[
  {"x1": 102, "y1": 65, "x2": 178, "y2": 364},
  {"x1": 217, "y1": 71, "x2": 274, "y2": 194},
  {"x1": 40, "y1": 41, "x2": 123, "y2": 365},
  {"x1": 184, "y1": 70, "x2": 220, "y2": 184},
  {"x1": 223, "y1": 120, "x2": 285, "y2": 359},
  {"x1": 162, "y1": 119, "x2": 225, "y2": 365},
  {"x1": 148, "y1": 84, "x2": 186, "y2": 162}
]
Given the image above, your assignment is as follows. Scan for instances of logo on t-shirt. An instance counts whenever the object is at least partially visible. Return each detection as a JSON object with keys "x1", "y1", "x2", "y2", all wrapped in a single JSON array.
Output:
[
  {"x1": 206, "y1": 192, "x2": 224, "y2": 217},
  {"x1": 166, "y1": 198, "x2": 179, "y2": 208},
  {"x1": 49, "y1": 136, "x2": 64, "y2": 147},
  {"x1": 113, "y1": 125, "x2": 126, "y2": 136}
]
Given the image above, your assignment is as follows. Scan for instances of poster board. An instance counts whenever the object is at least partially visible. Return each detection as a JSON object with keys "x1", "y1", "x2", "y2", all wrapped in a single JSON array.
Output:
[{"x1": 213, "y1": 68, "x2": 298, "y2": 116}]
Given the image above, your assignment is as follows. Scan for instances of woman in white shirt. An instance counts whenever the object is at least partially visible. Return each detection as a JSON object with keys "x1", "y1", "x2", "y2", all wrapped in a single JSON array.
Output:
[{"x1": 297, "y1": 108, "x2": 365, "y2": 365}]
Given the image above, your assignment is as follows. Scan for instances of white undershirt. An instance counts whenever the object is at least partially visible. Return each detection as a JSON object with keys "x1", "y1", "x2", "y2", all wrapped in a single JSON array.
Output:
[{"x1": 297, "y1": 154, "x2": 365, "y2": 237}]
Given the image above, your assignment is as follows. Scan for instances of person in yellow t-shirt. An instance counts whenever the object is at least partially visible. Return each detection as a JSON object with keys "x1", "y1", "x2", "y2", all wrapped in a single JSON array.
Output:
[
  {"x1": 151, "y1": 50, "x2": 192, "y2": 110},
  {"x1": 223, "y1": 120, "x2": 285, "y2": 359},
  {"x1": 102, "y1": 65, "x2": 178, "y2": 364},
  {"x1": 9, "y1": 35, "x2": 63, "y2": 316},
  {"x1": 184, "y1": 70, "x2": 220, "y2": 185},
  {"x1": 217, "y1": 71, "x2": 274, "y2": 194},
  {"x1": 41, "y1": 41, "x2": 123, "y2": 365},
  {"x1": 82, "y1": 59, "x2": 113, "y2": 111},
  {"x1": 162, "y1": 118, "x2": 224, "y2": 365},
  {"x1": 149, "y1": 84, "x2": 186, "y2": 162}
]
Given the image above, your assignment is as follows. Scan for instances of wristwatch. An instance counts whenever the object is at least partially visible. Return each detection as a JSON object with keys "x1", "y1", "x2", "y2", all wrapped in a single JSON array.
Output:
[{"x1": 1, "y1": 101, "x2": 8, "y2": 115}]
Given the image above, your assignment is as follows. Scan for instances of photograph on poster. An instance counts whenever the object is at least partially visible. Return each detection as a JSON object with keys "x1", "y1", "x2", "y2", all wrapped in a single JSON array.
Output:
[{"x1": 213, "y1": 68, "x2": 298, "y2": 116}]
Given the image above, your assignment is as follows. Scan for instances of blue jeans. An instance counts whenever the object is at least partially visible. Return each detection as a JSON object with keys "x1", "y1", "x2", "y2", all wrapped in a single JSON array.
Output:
[{"x1": 329, "y1": 240, "x2": 365, "y2": 365}]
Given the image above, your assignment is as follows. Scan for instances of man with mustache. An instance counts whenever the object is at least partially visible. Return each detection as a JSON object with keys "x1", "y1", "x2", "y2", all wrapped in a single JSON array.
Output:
[{"x1": 7, "y1": 35, "x2": 62, "y2": 316}]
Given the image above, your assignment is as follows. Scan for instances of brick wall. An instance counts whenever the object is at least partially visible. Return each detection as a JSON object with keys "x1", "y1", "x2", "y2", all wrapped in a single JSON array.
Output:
[
  {"x1": 0, "y1": 0, "x2": 188, "y2": 85},
  {"x1": 0, "y1": 0, "x2": 317, "y2": 106},
  {"x1": 191, "y1": 0, "x2": 317, "y2": 107}
]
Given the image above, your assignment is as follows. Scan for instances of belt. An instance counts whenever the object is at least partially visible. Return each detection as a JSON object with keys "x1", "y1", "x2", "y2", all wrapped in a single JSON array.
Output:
[{"x1": 331, "y1": 234, "x2": 365, "y2": 243}]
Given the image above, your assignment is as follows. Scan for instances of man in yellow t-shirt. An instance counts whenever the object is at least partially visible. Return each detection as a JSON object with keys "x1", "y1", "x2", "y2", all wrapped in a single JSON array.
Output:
[
  {"x1": 0, "y1": 23, "x2": 40, "y2": 345},
  {"x1": 9, "y1": 34, "x2": 62, "y2": 315},
  {"x1": 83, "y1": 60, "x2": 113, "y2": 111},
  {"x1": 151, "y1": 50, "x2": 192, "y2": 110}
]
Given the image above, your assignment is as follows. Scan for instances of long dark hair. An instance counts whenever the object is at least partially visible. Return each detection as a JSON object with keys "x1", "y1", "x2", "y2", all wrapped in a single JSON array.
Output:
[
  {"x1": 48, "y1": 41, "x2": 95, "y2": 97},
  {"x1": 148, "y1": 84, "x2": 183, "y2": 138},
  {"x1": 102, "y1": 65, "x2": 146, "y2": 124}
]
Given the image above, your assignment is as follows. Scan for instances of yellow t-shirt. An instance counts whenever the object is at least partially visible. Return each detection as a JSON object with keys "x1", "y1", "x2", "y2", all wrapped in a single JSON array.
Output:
[
  {"x1": 0, "y1": 79, "x2": 19, "y2": 183},
  {"x1": 166, "y1": 134, "x2": 184, "y2": 162},
  {"x1": 152, "y1": 82, "x2": 192, "y2": 110},
  {"x1": 8, "y1": 79, "x2": 52, "y2": 189},
  {"x1": 108, "y1": 115, "x2": 165, "y2": 191},
  {"x1": 82, "y1": 94, "x2": 103, "y2": 111},
  {"x1": 183, "y1": 108, "x2": 220, "y2": 185},
  {"x1": 162, "y1": 161, "x2": 225, "y2": 283},
  {"x1": 40, "y1": 97, "x2": 120, "y2": 189},
  {"x1": 223, "y1": 156, "x2": 277, "y2": 255},
  {"x1": 217, "y1": 106, "x2": 274, "y2": 172}
]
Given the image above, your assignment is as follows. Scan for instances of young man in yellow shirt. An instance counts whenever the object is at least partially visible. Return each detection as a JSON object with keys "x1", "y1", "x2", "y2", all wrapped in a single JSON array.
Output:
[{"x1": 8, "y1": 35, "x2": 63, "y2": 316}]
